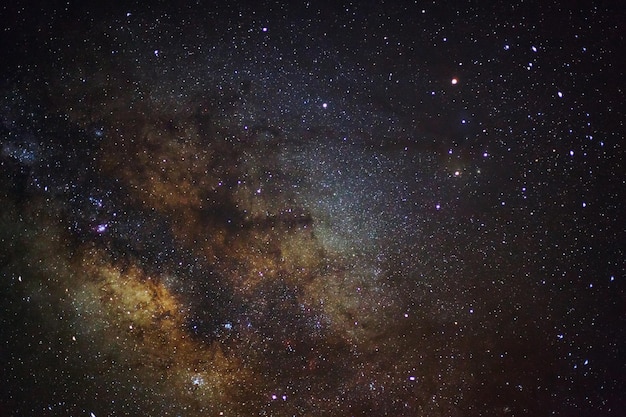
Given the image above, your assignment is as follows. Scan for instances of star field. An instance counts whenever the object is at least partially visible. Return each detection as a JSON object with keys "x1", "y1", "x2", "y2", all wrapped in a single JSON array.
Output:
[{"x1": 0, "y1": 1, "x2": 624, "y2": 416}]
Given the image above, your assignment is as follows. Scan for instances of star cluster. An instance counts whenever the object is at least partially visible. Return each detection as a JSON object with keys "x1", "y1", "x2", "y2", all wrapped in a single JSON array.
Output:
[{"x1": 0, "y1": 1, "x2": 624, "y2": 416}]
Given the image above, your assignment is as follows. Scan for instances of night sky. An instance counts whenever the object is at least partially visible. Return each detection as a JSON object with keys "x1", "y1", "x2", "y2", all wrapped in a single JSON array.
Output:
[{"x1": 0, "y1": 1, "x2": 624, "y2": 416}]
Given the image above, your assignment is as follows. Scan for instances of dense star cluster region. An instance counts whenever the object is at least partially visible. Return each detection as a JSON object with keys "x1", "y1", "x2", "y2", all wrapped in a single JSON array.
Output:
[{"x1": 0, "y1": 1, "x2": 624, "y2": 416}]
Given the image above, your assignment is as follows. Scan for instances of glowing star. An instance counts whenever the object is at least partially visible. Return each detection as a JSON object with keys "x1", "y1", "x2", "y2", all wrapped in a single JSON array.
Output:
[
  {"x1": 191, "y1": 375, "x2": 205, "y2": 386},
  {"x1": 451, "y1": 78, "x2": 458, "y2": 85}
]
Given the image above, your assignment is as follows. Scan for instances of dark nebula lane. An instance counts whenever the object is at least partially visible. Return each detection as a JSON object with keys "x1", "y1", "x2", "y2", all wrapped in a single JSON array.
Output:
[{"x1": 0, "y1": 1, "x2": 624, "y2": 416}]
